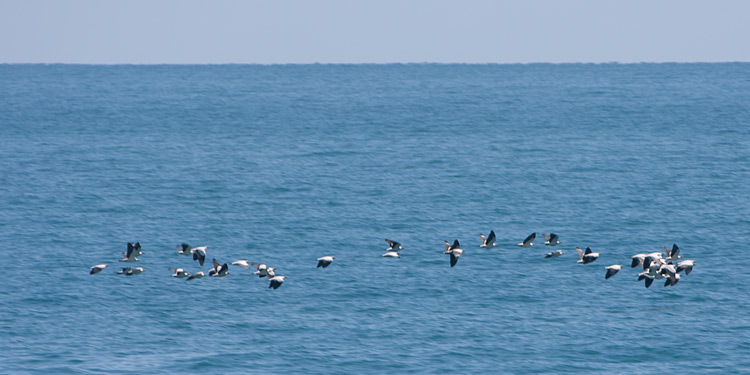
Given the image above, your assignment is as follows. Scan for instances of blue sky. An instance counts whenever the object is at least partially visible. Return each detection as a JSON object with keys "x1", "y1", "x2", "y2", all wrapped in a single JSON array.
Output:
[{"x1": 1, "y1": 0, "x2": 748, "y2": 64}]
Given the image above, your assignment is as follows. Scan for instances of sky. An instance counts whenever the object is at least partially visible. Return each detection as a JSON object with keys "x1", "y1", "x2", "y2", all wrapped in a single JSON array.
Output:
[{"x1": 1, "y1": 0, "x2": 748, "y2": 64}]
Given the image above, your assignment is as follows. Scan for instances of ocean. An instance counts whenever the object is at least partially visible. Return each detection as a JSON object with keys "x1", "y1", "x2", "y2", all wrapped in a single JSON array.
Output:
[{"x1": 1, "y1": 63, "x2": 749, "y2": 374}]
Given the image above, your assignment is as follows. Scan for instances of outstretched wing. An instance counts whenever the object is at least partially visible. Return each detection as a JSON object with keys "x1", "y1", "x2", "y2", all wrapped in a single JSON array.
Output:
[{"x1": 487, "y1": 230, "x2": 496, "y2": 244}]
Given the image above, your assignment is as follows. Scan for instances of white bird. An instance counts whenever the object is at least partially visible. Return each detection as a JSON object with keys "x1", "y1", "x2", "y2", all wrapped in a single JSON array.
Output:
[
  {"x1": 516, "y1": 232, "x2": 536, "y2": 248},
  {"x1": 542, "y1": 233, "x2": 561, "y2": 246},
  {"x1": 208, "y1": 259, "x2": 229, "y2": 277},
  {"x1": 266, "y1": 267, "x2": 277, "y2": 278},
  {"x1": 605, "y1": 264, "x2": 622, "y2": 279},
  {"x1": 252, "y1": 263, "x2": 268, "y2": 278},
  {"x1": 177, "y1": 243, "x2": 191, "y2": 255},
  {"x1": 191, "y1": 246, "x2": 208, "y2": 266},
  {"x1": 316, "y1": 256, "x2": 335, "y2": 268},
  {"x1": 170, "y1": 268, "x2": 190, "y2": 278},
  {"x1": 479, "y1": 230, "x2": 497, "y2": 248},
  {"x1": 268, "y1": 275, "x2": 287, "y2": 290},
  {"x1": 664, "y1": 244, "x2": 681, "y2": 261},
  {"x1": 444, "y1": 240, "x2": 464, "y2": 267},
  {"x1": 576, "y1": 247, "x2": 599, "y2": 264},
  {"x1": 382, "y1": 250, "x2": 400, "y2": 258},
  {"x1": 231, "y1": 260, "x2": 250, "y2": 268},
  {"x1": 676, "y1": 260, "x2": 695, "y2": 275},
  {"x1": 120, "y1": 242, "x2": 142, "y2": 262},
  {"x1": 90, "y1": 264, "x2": 108, "y2": 275},
  {"x1": 186, "y1": 271, "x2": 205, "y2": 281},
  {"x1": 545, "y1": 249, "x2": 564, "y2": 258},
  {"x1": 385, "y1": 239, "x2": 404, "y2": 251}
]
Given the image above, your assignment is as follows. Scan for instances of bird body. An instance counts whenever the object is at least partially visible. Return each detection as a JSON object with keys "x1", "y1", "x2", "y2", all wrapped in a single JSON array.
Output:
[
  {"x1": 605, "y1": 264, "x2": 622, "y2": 279},
  {"x1": 90, "y1": 264, "x2": 108, "y2": 275},
  {"x1": 576, "y1": 247, "x2": 599, "y2": 264},
  {"x1": 444, "y1": 240, "x2": 464, "y2": 267},
  {"x1": 208, "y1": 259, "x2": 229, "y2": 277},
  {"x1": 517, "y1": 233, "x2": 536, "y2": 247},
  {"x1": 120, "y1": 242, "x2": 142, "y2": 262},
  {"x1": 252, "y1": 263, "x2": 268, "y2": 277},
  {"x1": 316, "y1": 256, "x2": 335, "y2": 268},
  {"x1": 676, "y1": 260, "x2": 695, "y2": 275},
  {"x1": 177, "y1": 243, "x2": 192, "y2": 255},
  {"x1": 191, "y1": 247, "x2": 207, "y2": 266},
  {"x1": 479, "y1": 230, "x2": 497, "y2": 248},
  {"x1": 231, "y1": 260, "x2": 250, "y2": 268},
  {"x1": 664, "y1": 244, "x2": 681, "y2": 261},
  {"x1": 187, "y1": 271, "x2": 205, "y2": 281},
  {"x1": 543, "y1": 233, "x2": 561, "y2": 246},
  {"x1": 269, "y1": 275, "x2": 287, "y2": 289},
  {"x1": 545, "y1": 250, "x2": 564, "y2": 258},
  {"x1": 170, "y1": 268, "x2": 190, "y2": 278}
]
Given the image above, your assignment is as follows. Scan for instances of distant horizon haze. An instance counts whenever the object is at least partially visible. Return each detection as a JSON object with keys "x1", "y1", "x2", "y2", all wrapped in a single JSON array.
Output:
[{"x1": 1, "y1": 0, "x2": 748, "y2": 64}]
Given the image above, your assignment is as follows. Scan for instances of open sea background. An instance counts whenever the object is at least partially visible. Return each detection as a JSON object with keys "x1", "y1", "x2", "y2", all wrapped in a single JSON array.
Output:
[{"x1": 1, "y1": 63, "x2": 749, "y2": 374}]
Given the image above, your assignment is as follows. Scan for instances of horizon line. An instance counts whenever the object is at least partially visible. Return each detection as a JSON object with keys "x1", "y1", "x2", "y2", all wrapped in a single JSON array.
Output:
[{"x1": 2, "y1": 60, "x2": 750, "y2": 66}]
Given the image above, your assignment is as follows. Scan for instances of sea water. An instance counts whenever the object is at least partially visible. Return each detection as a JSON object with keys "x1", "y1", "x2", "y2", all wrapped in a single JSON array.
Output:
[{"x1": 1, "y1": 63, "x2": 749, "y2": 374}]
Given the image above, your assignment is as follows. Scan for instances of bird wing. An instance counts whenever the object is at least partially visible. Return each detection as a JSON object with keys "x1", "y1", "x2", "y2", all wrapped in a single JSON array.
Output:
[
  {"x1": 523, "y1": 232, "x2": 536, "y2": 245},
  {"x1": 487, "y1": 230, "x2": 496, "y2": 243},
  {"x1": 451, "y1": 239, "x2": 460, "y2": 250}
]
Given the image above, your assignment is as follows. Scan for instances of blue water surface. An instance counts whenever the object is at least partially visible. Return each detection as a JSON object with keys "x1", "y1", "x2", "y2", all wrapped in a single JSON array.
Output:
[{"x1": 1, "y1": 63, "x2": 749, "y2": 374}]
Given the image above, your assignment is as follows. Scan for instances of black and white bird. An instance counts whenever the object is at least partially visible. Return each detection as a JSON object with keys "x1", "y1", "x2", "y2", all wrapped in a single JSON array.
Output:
[
  {"x1": 630, "y1": 253, "x2": 647, "y2": 268},
  {"x1": 316, "y1": 256, "x2": 335, "y2": 268},
  {"x1": 120, "y1": 242, "x2": 142, "y2": 262},
  {"x1": 638, "y1": 273, "x2": 655, "y2": 288},
  {"x1": 385, "y1": 239, "x2": 404, "y2": 251},
  {"x1": 191, "y1": 246, "x2": 207, "y2": 266},
  {"x1": 516, "y1": 233, "x2": 536, "y2": 248},
  {"x1": 545, "y1": 250, "x2": 564, "y2": 258},
  {"x1": 208, "y1": 259, "x2": 229, "y2": 277},
  {"x1": 664, "y1": 244, "x2": 681, "y2": 261},
  {"x1": 444, "y1": 240, "x2": 464, "y2": 267},
  {"x1": 251, "y1": 263, "x2": 268, "y2": 277},
  {"x1": 118, "y1": 267, "x2": 144, "y2": 276},
  {"x1": 90, "y1": 264, "x2": 108, "y2": 275},
  {"x1": 177, "y1": 243, "x2": 192, "y2": 255},
  {"x1": 676, "y1": 260, "x2": 695, "y2": 275},
  {"x1": 170, "y1": 268, "x2": 190, "y2": 278},
  {"x1": 231, "y1": 260, "x2": 250, "y2": 268},
  {"x1": 542, "y1": 233, "x2": 561, "y2": 246},
  {"x1": 382, "y1": 239, "x2": 403, "y2": 257},
  {"x1": 576, "y1": 247, "x2": 599, "y2": 264},
  {"x1": 604, "y1": 264, "x2": 622, "y2": 279},
  {"x1": 268, "y1": 275, "x2": 287, "y2": 290},
  {"x1": 266, "y1": 267, "x2": 277, "y2": 278},
  {"x1": 659, "y1": 263, "x2": 680, "y2": 287},
  {"x1": 643, "y1": 252, "x2": 664, "y2": 270},
  {"x1": 186, "y1": 271, "x2": 205, "y2": 281},
  {"x1": 479, "y1": 230, "x2": 497, "y2": 248}
]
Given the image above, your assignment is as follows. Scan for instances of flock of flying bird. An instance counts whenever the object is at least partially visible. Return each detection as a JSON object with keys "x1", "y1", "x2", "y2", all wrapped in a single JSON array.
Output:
[{"x1": 88, "y1": 231, "x2": 697, "y2": 289}]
